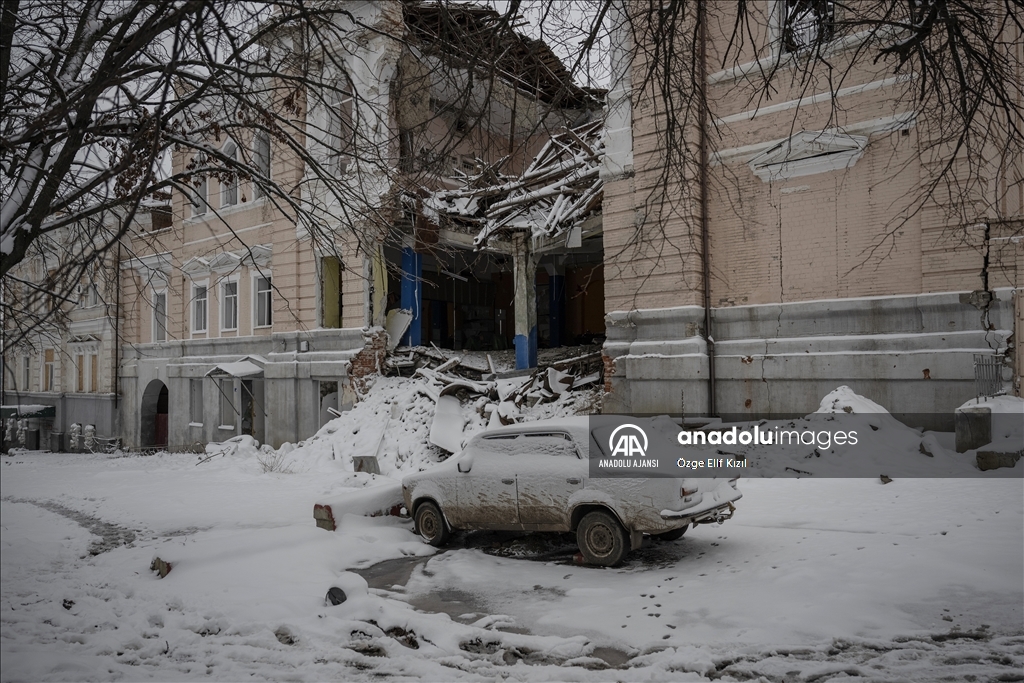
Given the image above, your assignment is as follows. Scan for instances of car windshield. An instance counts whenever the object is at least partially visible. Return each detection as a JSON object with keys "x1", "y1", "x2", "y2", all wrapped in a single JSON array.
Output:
[{"x1": 478, "y1": 433, "x2": 579, "y2": 457}]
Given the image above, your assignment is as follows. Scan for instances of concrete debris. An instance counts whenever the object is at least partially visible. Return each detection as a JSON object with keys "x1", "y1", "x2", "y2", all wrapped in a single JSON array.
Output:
[
  {"x1": 151, "y1": 557, "x2": 172, "y2": 578},
  {"x1": 426, "y1": 120, "x2": 605, "y2": 247},
  {"x1": 401, "y1": 346, "x2": 603, "y2": 453}
]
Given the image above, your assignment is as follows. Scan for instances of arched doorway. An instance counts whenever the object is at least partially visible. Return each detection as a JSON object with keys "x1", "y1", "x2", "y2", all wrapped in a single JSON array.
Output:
[{"x1": 141, "y1": 380, "x2": 169, "y2": 449}]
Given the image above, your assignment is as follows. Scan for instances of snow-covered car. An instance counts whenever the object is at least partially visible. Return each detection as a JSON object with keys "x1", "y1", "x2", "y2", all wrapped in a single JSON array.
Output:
[{"x1": 401, "y1": 417, "x2": 741, "y2": 566}]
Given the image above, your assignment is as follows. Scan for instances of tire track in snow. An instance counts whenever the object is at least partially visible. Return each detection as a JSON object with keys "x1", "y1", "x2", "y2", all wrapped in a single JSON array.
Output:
[{"x1": 3, "y1": 497, "x2": 137, "y2": 555}]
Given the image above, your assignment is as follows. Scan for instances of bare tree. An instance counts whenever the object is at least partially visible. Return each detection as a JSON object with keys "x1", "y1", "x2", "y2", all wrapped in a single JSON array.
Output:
[
  {"x1": 1, "y1": 1, "x2": 399, "y2": 342},
  {"x1": 584, "y1": 0, "x2": 1022, "y2": 258},
  {"x1": 0, "y1": 1, "x2": 603, "y2": 345},
  {"x1": 3, "y1": 0, "x2": 1020, "y2": 346}
]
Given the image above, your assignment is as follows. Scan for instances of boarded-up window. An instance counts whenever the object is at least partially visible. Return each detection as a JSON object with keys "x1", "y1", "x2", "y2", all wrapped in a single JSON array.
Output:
[
  {"x1": 321, "y1": 257, "x2": 343, "y2": 328},
  {"x1": 76, "y1": 354, "x2": 85, "y2": 392},
  {"x1": 90, "y1": 354, "x2": 98, "y2": 393}
]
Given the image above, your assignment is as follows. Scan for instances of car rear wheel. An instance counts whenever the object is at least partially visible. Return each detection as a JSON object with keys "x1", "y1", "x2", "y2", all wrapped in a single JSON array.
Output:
[
  {"x1": 653, "y1": 524, "x2": 688, "y2": 542},
  {"x1": 577, "y1": 510, "x2": 629, "y2": 566},
  {"x1": 414, "y1": 501, "x2": 450, "y2": 547}
]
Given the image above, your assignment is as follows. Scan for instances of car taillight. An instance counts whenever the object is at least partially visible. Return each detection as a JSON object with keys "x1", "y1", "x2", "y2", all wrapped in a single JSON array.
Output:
[{"x1": 681, "y1": 486, "x2": 698, "y2": 497}]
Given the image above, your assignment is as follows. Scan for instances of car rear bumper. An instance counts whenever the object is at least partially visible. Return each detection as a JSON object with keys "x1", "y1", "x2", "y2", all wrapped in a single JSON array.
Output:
[{"x1": 660, "y1": 479, "x2": 742, "y2": 523}]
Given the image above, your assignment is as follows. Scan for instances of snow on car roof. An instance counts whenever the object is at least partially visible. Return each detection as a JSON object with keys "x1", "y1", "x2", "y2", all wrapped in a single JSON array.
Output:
[{"x1": 470, "y1": 416, "x2": 591, "y2": 442}]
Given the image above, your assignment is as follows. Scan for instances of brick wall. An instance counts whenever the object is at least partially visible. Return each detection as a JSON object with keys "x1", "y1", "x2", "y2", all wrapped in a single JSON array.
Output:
[{"x1": 348, "y1": 328, "x2": 388, "y2": 391}]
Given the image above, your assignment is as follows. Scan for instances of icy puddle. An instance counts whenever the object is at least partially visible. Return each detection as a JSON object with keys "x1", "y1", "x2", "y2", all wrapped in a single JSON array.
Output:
[{"x1": 354, "y1": 551, "x2": 636, "y2": 668}]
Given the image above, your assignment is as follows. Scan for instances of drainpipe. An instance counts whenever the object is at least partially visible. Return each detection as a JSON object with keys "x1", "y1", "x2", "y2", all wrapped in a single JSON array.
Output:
[
  {"x1": 698, "y1": 0, "x2": 716, "y2": 417},
  {"x1": 114, "y1": 238, "x2": 121, "y2": 411}
]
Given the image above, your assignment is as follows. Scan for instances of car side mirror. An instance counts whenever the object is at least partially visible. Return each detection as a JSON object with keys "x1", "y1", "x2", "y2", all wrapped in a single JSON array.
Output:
[{"x1": 457, "y1": 458, "x2": 472, "y2": 473}]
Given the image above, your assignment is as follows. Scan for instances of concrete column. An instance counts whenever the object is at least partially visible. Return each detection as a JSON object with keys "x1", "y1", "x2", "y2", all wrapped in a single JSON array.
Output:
[
  {"x1": 400, "y1": 246, "x2": 422, "y2": 346},
  {"x1": 513, "y1": 234, "x2": 538, "y2": 369},
  {"x1": 549, "y1": 272, "x2": 565, "y2": 348}
]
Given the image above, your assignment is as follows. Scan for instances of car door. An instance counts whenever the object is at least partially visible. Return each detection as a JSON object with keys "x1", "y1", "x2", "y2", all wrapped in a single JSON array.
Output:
[
  {"x1": 513, "y1": 433, "x2": 585, "y2": 528},
  {"x1": 452, "y1": 438, "x2": 521, "y2": 529}
]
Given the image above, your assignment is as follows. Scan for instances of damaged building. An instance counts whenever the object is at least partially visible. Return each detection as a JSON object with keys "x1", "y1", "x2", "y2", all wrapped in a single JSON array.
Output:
[{"x1": 115, "y1": 0, "x2": 604, "y2": 450}]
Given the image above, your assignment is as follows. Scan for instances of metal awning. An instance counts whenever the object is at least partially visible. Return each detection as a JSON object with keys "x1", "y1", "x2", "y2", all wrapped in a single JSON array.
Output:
[{"x1": 206, "y1": 360, "x2": 264, "y2": 379}]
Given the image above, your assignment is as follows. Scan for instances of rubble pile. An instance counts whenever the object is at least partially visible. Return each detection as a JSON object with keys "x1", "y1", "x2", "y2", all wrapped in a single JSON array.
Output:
[
  {"x1": 426, "y1": 119, "x2": 605, "y2": 247},
  {"x1": 385, "y1": 344, "x2": 603, "y2": 452}
]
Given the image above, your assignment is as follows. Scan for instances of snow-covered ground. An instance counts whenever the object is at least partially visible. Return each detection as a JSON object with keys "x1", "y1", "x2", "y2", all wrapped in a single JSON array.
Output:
[
  {"x1": 2, "y1": 382, "x2": 1022, "y2": 680},
  {"x1": 3, "y1": 447, "x2": 1021, "y2": 681}
]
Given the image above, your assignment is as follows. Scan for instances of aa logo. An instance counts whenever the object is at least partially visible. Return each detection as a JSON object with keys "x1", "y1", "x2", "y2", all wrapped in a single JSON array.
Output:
[{"x1": 608, "y1": 423, "x2": 648, "y2": 458}]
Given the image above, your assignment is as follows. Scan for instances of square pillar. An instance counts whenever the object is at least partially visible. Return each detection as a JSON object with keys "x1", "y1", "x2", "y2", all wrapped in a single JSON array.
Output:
[
  {"x1": 400, "y1": 246, "x2": 422, "y2": 346},
  {"x1": 513, "y1": 234, "x2": 538, "y2": 369}
]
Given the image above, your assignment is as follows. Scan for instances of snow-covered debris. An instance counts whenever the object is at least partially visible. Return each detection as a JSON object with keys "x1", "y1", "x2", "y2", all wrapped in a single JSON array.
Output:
[
  {"x1": 427, "y1": 120, "x2": 604, "y2": 247},
  {"x1": 954, "y1": 395, "x2": 1024, "y2": 469},
  {"x1": 275, "y1": 372, "x2": 599, "y2": 478},
  {"x1": 815, "y1": 384, "x2": 891, "y2": 415},
  {"x1": 691, "y1": 386, "x2": 1021, "y2": 477}
]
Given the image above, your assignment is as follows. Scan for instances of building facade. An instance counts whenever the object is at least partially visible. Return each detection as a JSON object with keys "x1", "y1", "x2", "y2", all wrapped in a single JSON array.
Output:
[
  {"x1": 600, "y1": 1, "x2": 1023, "y2": 426},
  {"x1": 117, "y1": 1, "x2": 596, "y2": 450},
  {"x1": 2, "y1": 207, "x2": 169, "y2": 451}
]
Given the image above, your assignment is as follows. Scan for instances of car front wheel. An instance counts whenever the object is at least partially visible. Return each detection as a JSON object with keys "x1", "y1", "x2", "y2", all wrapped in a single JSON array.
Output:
[
  {"x1": 577, "y1": 510, "x2": 629, "y2": 566},
  {"x1": 414, "y1": 501, "x2": 450, "y2": 547}
]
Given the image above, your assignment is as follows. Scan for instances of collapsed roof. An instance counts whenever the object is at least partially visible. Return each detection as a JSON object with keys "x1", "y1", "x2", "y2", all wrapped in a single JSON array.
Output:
[
  {"x1": 426, "y1": 119, "x2": 604, "y2": 247},
  {"x1": 403, "y1": 1, "x2": 602, "y2": 110}
]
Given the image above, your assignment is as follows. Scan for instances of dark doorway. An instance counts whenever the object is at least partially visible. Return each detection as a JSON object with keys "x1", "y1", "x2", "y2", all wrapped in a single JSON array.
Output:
[
  {"x1": 240, "y1": 379, "x2": 265, "y2": 444},
  {"x1": 141, "y1": 379, "x2": 169, "y2": 449}
]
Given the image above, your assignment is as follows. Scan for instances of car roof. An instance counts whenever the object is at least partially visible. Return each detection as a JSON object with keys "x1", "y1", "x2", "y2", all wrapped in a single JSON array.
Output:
[{"x1": 470, "y1": 416, "x2": 591, "y2": 444}]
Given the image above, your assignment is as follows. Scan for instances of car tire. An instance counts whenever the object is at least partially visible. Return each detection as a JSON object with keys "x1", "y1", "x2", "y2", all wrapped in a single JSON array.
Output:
[
  {"x1": 577, "y1": 510, "x2": 629, "y2": 567},
  {"x1": 653, "y1": 524, "x2": 688, "y2": 542},
  {"x1": 414, "y1": 501, "x2": 450, "y2": 547}
]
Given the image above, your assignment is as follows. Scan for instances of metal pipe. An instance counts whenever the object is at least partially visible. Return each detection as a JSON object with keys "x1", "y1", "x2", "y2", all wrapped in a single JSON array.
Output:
[
  {"x1": 697, "y1": 0, "x2": 716, "y2": 417},
  {"x1": 113, "y1": 236, "x2": 121, "y2": 410}
]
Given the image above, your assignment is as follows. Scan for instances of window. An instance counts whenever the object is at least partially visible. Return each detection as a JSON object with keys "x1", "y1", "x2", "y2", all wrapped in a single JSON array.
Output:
[
  {"x1": 221, "y1": 141, "x2": 238, "y2": 207},
  {"x1": 219, "y1": 378, "x2": 235, "y2": 427},
  {"x1": 190, "y1": 379, "x2": 204, "y2": 424},
  {"x1": 21, "y1": 355, "x2": 30, "y2": 390},
  {"x1": 76, "y1": 354, "x2": 85, "y2": 392},
  {"x1": 153, "y1": 291, "x2": 167, "y2": 342},
  {"x1": 222, "y1": 281, "x2": 238, "y2": 330},
  {"x1": 253, "y1": 131, "x2": 271, "y2": 198},
  {"x1": 88, "y1": 282, "x2": 101, "y2": 307},
  {"x1": 192, "y1": 284, "x2": 208, "y2": 333},
  {"x1": 90, "y1": 354, "x2": 98, "y2": 393},
  {"x1": 191, "y1": 155, "x2": 208, "y2": 217},
  {"x1": 254, "y1": 276, "x2": 272, "y2": 327},
  {"x1": 328, "y1": 80, "x2": 354, "y2": 174},
  {"x1": 781, "y1": 0, "x2": 835, "y2": 53},
  {"x1": 43, "y1": 349, "x2": 55, "y2": 392},
  {"x1": 321, "y1": 257, "x2": 343, "y2": 328}
]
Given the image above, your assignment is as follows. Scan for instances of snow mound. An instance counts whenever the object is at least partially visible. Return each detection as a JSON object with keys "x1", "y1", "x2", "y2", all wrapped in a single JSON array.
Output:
[
  {"x1": 956, "y1": 394, "x2": 1024, "y2": 414},
  {"x1": 815, "y1": 385, "x2": 890, "y2": 414},
  {"x1": 275, "y1": 374, "x2": 599, "y2": 477}
]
